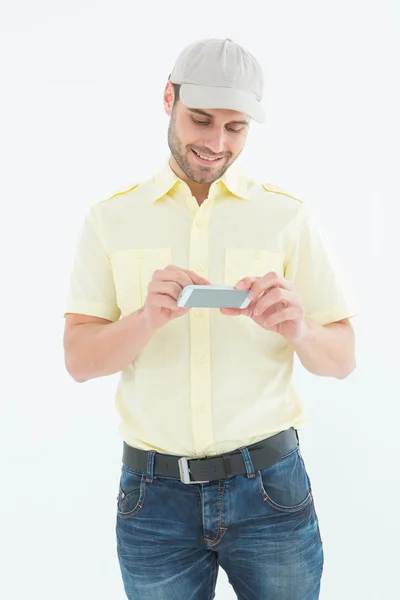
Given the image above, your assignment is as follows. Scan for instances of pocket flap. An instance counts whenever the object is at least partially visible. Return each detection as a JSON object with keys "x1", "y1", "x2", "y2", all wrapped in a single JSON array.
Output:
[
  {"x1": 110, "y1": 247, "x2": 172, "y2": 314},
  {"x1": 225, "y1": 248, "x2": 284, "y2": 286}
]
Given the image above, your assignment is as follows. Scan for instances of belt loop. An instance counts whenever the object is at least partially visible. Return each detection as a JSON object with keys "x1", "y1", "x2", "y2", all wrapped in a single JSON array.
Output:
[
  {"x1": 222, "y1": 453, "x2": 233, "y2": 479},
  {"x1": 145, "y1": 450, "x2": 156, "y2": 483},
  {"x1": 239, "y1": 446, "x2": 256, "y2": 478},
  {"x1": 294, "y1": 428, "x2": 300, "y2": 444}
]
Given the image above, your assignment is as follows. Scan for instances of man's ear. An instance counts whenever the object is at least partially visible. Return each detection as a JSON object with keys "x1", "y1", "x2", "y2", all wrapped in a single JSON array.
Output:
[{"x1": 164, "y1": 81, "x2": 175, "y2": 117}]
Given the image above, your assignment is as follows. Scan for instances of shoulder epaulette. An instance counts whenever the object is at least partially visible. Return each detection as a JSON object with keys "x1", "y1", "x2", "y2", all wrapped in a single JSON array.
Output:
[
  {"x1": 262, "y1": 183, "x2": 303, "y2": 203},
  {"x1": 99, "y1": 183, "x2": 139, "y2": 204}
]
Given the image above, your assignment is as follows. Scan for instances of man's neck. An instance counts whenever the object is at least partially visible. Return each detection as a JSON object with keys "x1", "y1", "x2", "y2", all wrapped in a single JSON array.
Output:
[{"x1": 169, "y1": 156, "x2": 210, "y2": 206}]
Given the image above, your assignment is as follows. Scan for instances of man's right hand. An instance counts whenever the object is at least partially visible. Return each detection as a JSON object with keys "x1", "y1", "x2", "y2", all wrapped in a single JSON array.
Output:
[{"x1": 140, "y1": 265, "x2": 211, "y2": 332}]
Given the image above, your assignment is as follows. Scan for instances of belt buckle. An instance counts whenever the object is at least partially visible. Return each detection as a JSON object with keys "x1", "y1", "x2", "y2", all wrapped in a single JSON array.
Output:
[{"x1": 178, "y1": 456, "x2": 209, "y2": 484}]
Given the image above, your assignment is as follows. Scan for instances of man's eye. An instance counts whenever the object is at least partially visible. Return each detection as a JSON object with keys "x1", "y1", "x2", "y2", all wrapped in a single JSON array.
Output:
[{"x1": 192, "y1": 118, "x2": 242, "y2": 133}]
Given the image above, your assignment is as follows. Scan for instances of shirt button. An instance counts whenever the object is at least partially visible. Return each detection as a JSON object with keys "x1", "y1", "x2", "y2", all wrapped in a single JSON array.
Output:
[
  {"x1": 197, "y1": 355, "x2": 205, "y2": 363},
  {"x1": 195, "y1": 310, "x2": 203, "y2": 317},
  {"x1": 255, "y1": 251, "x2": 262, "y2": 260},
  {"x1": 199, "y1": 405, "x2": 205, "y2": 412},
  {"x1": 136, "y1": 250, "x2": 144, "y2": 259},
  {"x1": 197, "y1": 264, "x2": 204, "y2": 271}
]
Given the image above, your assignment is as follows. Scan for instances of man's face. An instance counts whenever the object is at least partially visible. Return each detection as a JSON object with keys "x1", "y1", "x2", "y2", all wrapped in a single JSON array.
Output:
[{"x1": 166, "y1": 93, "x2": 250, "y2": 186}]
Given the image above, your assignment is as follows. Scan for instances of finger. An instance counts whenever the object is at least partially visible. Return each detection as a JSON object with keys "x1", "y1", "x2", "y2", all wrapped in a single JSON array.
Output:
[
  {"x1": 155, "y1": 270, "x2": 205, "y2": 290},
  {"x1": 254, "y1": 302, "x2": 284, "y2": 320},
  {"x1": 263, "y1": 307, "x2": 297, "y2": 328},
  {"x1": 163, "y1": 265, "x2": 210, "y2": 282},
  {"x1": 220, "y1": 304, "x2": 253, "y2": 317},
  {"x1": 146, "y1": 290, "x2": 182, "y2": 311},
  {"x1": 237, "y1": 272, "x2": 292, "y2": 299},
  {"x1": 220, "y1": 308, "x2": 242, "y2": 316},
  {"x1": 253, "y1": 288, "x2": 293, "y2": 316},
  {"x1": 162, "y1": 266, "x2": 211, "y2": 286},
  {"x1": 234, "y1": 277, "x2": 258, "y2": 297},
  {"x1": 148, "y1": 280, "x2": 182, "y2": 301},
  {"x1": 190, "y1": 272, "x2": 212, "y2": 285}
]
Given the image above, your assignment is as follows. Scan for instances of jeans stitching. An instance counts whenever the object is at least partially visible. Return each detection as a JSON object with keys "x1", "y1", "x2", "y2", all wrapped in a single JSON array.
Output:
[
  {"x1": 204, "y1": 479, "x2": 228, "y2": 546},
  {"x1": 117, "y1": 476, "x2": 146, "y2": 519},
  {"x1": 256, "y1": 448, "x2": 313, "y2": 513}
]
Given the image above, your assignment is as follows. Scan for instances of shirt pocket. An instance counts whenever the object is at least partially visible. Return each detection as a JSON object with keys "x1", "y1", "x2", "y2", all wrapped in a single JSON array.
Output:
[
  {"x1": 225, "y1": 247, "x2": 285, "y2": 286},
  {"x1": 110, "y1": 247, "x2": 172, "y2": 315}
]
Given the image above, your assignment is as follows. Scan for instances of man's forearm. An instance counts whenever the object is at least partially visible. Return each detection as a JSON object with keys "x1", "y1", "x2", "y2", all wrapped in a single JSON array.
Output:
[
  {"x1": 65, "y1": 308, "x2": 156, "y2": 383},
  {"x1": 291, "y1": 318, "x2": 356, "y2": 379}
]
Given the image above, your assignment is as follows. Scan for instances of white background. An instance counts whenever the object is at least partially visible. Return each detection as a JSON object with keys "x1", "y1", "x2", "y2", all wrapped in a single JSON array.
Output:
[{"x1": 3, "y1": 1, "x2": 400, "y2": 598}]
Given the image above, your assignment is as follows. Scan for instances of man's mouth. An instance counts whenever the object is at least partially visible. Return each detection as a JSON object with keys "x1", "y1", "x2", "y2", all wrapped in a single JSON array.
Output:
[{"x1": 191, "y1": 149, "x2": 225, "y2": 165}]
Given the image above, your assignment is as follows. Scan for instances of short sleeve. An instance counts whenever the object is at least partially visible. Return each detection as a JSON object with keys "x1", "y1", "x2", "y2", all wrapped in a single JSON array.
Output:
[
  {"x1": 63, "y1": 203, "x2": 121, "y2": 322},
  {"x1": 284, "y1": 204, "x2": 360, "y2": 326}
]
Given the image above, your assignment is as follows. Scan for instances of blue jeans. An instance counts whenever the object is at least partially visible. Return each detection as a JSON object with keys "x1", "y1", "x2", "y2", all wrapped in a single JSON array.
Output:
[{"x1": 116, "y1": 437, "x2": 324, "y2": 599}]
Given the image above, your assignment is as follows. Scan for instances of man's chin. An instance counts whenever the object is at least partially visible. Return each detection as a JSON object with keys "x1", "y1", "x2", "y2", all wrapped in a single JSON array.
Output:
[
  {"x1": 190, "y1": 171, "x2": 223, "y2": 185},
  {"x1": 187, "y1": 157, "x2": 230, "y2": 184}
]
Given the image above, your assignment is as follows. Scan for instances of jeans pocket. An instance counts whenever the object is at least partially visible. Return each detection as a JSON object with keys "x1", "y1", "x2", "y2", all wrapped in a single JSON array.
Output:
[
  {"x1": 256, "y1": 446, "x2": 313, "y2": 513},
  {"x1": 117, "y1": 465, "x2": 146, "y2": 519}
]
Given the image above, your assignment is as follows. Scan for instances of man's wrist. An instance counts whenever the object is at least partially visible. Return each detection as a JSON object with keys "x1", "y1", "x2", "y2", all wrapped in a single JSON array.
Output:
[
  {"x1": 135, "y1": 306, "x2": 160, "y2": 338},
  {"x1": 291, "y1": 318, "x2": 314, "y2": 351}
]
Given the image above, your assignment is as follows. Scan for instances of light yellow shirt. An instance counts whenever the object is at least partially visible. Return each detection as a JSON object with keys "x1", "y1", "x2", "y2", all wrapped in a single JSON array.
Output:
[{"x1": 64, "y1": 160, "x2": 359, "y2": 457}]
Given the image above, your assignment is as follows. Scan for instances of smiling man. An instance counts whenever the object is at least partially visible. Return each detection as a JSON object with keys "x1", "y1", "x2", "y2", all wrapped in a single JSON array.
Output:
[
  {"x1": 63, "y1": 38, "x2": 359, "y2": 600},
  {"x1": 167, "y1": 101, "x2": 250, "y2": 202}
]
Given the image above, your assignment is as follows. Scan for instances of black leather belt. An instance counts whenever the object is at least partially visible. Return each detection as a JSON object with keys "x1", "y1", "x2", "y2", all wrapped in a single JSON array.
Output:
[{"x1": 122, "y1": 427, "x2": 299, "y2": 484}]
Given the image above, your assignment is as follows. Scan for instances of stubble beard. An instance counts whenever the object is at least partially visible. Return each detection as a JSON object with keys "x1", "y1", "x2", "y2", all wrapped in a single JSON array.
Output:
[{"x1": 167, "y1": 110, "x2": 239, "y2": 185}]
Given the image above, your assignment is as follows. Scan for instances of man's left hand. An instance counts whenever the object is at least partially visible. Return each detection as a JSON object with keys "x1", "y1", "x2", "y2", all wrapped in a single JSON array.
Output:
[{"x1": 220, "y1": 272, "x2": 308, "y2": 344}]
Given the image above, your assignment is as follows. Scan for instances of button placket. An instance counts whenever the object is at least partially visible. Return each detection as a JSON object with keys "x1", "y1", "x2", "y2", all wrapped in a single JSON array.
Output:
[{"x1": 188, "y1": 198, "x2": 214, "y2": 454}]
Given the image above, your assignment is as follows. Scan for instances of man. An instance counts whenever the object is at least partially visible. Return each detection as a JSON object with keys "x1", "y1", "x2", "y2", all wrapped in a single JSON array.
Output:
[{"x1": 63, "y1": 38, "x2": 358, "y2": 600}]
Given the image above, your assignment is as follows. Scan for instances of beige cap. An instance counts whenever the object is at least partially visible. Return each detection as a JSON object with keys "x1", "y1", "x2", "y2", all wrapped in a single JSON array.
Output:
[{"x1": 169, "y1": 38, "x2": 265, "y2": 123}]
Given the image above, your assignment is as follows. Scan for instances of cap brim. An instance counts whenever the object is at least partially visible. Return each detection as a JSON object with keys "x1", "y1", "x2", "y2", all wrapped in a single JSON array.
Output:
[{"x1": 180, "y1": 84, "x2": 265, "y2": 124}]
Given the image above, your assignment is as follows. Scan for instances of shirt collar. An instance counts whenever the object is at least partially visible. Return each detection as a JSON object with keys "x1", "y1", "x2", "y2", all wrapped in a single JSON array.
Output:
[{"x1": 149, "y1": 159, "x2": 250, "y2": 203}]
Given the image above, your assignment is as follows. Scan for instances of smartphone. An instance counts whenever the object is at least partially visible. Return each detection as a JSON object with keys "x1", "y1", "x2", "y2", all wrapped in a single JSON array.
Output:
[{"x1": 177, "y1": 285, "x2": 251, "y2": 309}]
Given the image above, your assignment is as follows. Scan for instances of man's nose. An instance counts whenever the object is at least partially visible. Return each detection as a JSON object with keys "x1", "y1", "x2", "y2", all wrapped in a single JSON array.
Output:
[{"x1": 202, "y1": 129, "x2": 226, "y2": 155}]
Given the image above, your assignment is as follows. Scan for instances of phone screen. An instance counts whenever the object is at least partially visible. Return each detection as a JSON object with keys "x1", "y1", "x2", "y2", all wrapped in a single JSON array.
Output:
[{"x1": 183, "y1": 288, "x2": 250, "y2": 308}]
